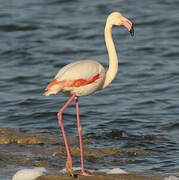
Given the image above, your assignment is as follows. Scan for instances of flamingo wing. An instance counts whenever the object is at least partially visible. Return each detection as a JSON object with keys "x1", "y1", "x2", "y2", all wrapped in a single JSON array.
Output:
[{"x1": 44, "y1": 60, "x2": 105, "y2": 96}]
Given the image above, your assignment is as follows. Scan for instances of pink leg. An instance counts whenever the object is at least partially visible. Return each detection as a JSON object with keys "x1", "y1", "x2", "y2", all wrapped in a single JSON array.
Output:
[
  {"x1": 75, "y1": 97, "x2": 94, "y2": 176},
  {"x1": 57, "y1": 94, "x2": 76, "y2": 176}
]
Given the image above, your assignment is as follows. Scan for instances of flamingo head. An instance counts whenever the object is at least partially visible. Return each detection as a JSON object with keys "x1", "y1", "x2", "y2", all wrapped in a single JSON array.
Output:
[{"x1": 107, "y1": 12, "x2": 134, "y2": 36}]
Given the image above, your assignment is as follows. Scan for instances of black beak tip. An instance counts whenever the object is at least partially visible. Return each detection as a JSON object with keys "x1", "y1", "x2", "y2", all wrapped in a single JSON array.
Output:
[{"x1": 129, "y1": 23, "x2": 134, "y2": 36}]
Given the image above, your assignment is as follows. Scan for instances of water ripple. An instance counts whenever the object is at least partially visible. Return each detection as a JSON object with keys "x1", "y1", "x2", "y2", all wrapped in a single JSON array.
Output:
[{"x1": 0, "y1": 24, "x2": 38, "y2": 32}]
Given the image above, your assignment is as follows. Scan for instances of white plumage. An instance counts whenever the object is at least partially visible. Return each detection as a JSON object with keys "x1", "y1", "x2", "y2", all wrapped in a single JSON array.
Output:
[{"x1": 56, "y1": 60, "x2": 106, "y2": 96}]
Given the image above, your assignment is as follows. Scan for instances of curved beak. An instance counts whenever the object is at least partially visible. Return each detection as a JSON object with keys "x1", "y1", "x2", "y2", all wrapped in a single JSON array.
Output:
[{"x1": 121, "y1": 16, "x2": 134, "y2": 37}]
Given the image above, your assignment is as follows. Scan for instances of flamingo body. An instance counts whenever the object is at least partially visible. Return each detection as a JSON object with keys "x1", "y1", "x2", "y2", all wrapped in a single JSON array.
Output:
[
  {"x1": 44, "y1": 12, "x2": 134, "y2": 176},
  {"x1": 45, "y1": 60, "x2": 106, "y2": 96}
]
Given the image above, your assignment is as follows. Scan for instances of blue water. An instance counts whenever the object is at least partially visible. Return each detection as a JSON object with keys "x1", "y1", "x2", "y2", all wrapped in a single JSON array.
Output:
[{"x1": 0, "y1": 0, "x2": 179, "y2": 179}]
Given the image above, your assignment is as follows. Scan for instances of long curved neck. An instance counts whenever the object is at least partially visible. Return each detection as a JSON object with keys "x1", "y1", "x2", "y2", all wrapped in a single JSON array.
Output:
[{"x1": 102, "y1": 21, "x2": 118, "y2": 89}]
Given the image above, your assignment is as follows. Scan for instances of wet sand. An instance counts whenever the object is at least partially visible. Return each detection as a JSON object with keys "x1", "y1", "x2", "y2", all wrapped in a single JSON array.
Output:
[
  {"x1": 0, "y1": 127, "x2": 151, "y2": 168},
  {"x1": 0, "y1": 127, "x2": 165, "y2": 179},
  {"x1": 37, "y1": 174, "x2": 163, "y2": 180}
]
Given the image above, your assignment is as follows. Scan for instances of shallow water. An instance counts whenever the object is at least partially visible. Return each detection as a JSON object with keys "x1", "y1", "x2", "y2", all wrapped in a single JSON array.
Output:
[{"x1": 0, "y1": 0, "x2": 179, "y2": 179}]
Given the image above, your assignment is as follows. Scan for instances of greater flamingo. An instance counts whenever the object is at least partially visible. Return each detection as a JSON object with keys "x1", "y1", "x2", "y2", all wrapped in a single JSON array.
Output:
[{"x1": 44, "y1": 12, "x2": 134, "y2": 176}]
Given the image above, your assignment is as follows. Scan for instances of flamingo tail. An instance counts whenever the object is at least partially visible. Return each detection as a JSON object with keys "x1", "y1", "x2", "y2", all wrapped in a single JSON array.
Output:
[{"x1": 44, "y1": 79, "x2": 65, "y2": 96}]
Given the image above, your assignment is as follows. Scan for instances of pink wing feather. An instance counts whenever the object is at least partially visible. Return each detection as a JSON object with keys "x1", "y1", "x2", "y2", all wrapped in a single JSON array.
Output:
[{"x1": 44, "y1": 60, "x2": 105, "y2": 96}]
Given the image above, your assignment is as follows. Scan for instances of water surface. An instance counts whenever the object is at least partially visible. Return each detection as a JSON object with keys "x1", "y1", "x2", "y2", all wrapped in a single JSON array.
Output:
[{"x1": 0, "y1": 0, "x2": 179, "y2": 179}]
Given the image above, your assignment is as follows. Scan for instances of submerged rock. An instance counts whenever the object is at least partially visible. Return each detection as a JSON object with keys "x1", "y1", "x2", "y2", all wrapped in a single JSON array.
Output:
[
  {"x1": 0, "y1": 127, "x2": 61, "y2": 144},
  {"x1": 12, "y1": 167, "x2": 46, "y2": 180}
]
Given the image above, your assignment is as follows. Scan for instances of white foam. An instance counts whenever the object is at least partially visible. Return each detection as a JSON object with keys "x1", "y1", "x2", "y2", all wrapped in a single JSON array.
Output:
[
  {"x1": 12, "y1": 167, "x2": 46, "y2": 180},
  {"x1": 98, "y1": 168, "x2": 128, "y2": 174},
  {"x1": 163, "y1": 176, "x2": 179, "y2": 180},
  {"x1": 60, "y1": 167, "x2": 81, "y2": 174},
  {"x1": 60, "y1": 167, "x2": 127, "y2": 175}
]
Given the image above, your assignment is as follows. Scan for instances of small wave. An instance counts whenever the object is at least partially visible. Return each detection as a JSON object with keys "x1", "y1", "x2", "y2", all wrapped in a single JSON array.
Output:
[
  {"x1": 0, "y1": 24, "x2": 38, "y2": 32},
  {"x1": 163, "y1": 123, "x2": 179, "y2": 131}
]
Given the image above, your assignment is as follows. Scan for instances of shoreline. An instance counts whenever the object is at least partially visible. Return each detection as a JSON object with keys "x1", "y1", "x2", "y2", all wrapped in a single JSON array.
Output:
[
  {"x1": 37, "y1": 173, "x2": 163, "y2": 180},
  {"x1": 1, "y1": 127, "x2": 178, "y2": 180}
]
